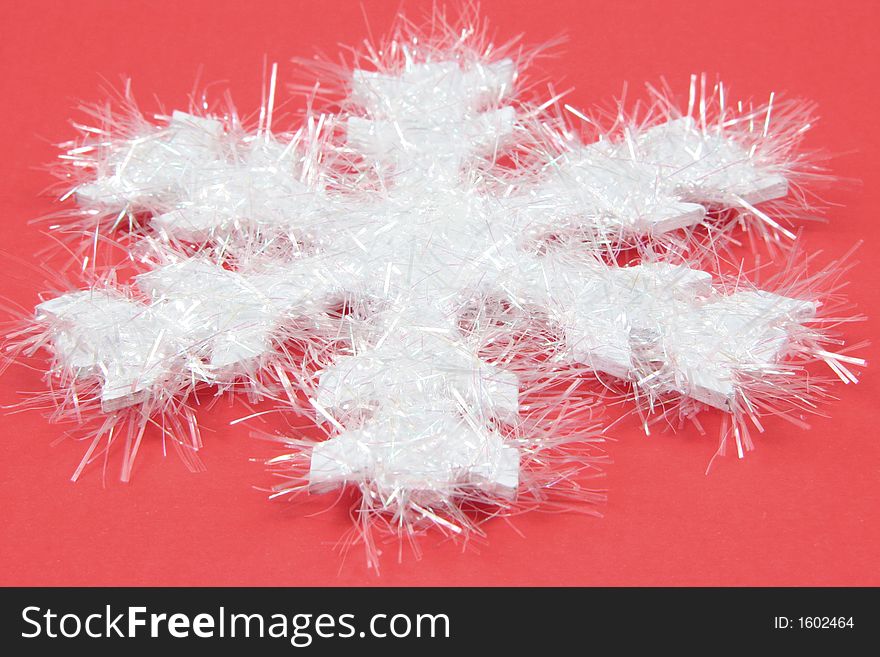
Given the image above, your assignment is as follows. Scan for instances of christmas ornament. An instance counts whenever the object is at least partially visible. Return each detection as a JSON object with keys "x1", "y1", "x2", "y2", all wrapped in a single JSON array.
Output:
[{"x1": 5, "y1": 11, "x2": 863, "y2": 564}]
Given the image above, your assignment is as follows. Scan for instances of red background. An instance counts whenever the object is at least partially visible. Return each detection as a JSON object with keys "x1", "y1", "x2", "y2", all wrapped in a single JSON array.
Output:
[{"x1": 1, "y1": 0, "x2": 877, "y2": 586}]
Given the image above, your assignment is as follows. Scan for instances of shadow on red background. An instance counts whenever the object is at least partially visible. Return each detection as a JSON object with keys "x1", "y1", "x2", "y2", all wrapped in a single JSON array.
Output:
[{"x1": 0, "y1": 0, "x2": 877, "y2": 585}]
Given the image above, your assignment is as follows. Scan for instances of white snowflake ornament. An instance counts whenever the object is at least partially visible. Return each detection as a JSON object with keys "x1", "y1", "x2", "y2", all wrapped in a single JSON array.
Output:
[{"x1": 9, "y1": 14, "x2": 863, "y2": 559}]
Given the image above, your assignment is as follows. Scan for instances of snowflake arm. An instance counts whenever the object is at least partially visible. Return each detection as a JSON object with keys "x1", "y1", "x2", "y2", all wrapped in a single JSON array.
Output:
[
  {"x1": 511, "y1": 111, "x2": 792, "y2": 245},
  {"x1": 35, "y1": 256, "x2": 340, "y2": 411},
  {"x1": 70, "y1": 110, "x2": 335, "y2": 243},
  {"x1": 508, "y1": 257, "x2": 818, "y2": 412}
]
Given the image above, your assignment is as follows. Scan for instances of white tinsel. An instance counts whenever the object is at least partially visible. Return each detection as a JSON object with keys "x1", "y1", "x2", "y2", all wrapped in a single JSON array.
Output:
[{"x1": 8, "y1": 15, "x2": 863, "y2": 557}]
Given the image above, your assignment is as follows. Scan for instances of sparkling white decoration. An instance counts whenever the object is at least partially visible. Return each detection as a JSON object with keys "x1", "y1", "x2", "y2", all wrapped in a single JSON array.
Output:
[{"x1": 6, "y1": 12, "x2": 863, "y2": 560}]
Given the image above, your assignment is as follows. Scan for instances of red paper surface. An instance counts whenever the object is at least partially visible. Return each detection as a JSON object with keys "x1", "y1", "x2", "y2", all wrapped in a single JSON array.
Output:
[{"x1": 0, "y1": 0, "x2": 877, "y2": 586}]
